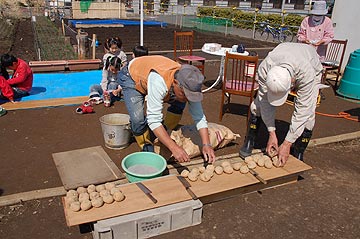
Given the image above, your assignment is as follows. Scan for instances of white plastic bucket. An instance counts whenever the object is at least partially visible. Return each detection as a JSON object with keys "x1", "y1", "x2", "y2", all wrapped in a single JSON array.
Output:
[{"x1": 99, "y1": 113, "x2": 131, "y2": 150}]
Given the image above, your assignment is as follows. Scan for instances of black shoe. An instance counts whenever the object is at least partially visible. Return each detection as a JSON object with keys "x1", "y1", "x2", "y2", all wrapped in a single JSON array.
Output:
[
  {"x1": 239, "y1": 114, "x2": 260, "y2": 157},
  {"x1": 291, "y1": 129, "x2": 312, "y2": 161}
]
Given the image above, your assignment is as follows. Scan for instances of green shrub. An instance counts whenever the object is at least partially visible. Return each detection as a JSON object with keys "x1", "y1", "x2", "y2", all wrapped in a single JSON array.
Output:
[{"x1": 198, "y1": 7, "x2": 303, "y2": 33}]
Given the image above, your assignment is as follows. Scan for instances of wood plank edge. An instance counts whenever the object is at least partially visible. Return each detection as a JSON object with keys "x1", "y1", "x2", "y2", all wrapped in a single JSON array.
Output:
[
  {"x1": 0, "y1": 186, "x2": 67, "y2": 207},
  {"x1": 308, "y1": 130, "x2": 360, "y2": 147},
  {"x1": 2, "y1": 96, "x2": 88, "y2": 110},
  {"x1": 200, "y1": 174, "x2": 300, "y2": 204}
]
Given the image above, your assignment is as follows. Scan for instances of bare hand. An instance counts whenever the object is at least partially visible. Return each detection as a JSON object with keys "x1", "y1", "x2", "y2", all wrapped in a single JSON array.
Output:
[
  {"x1": 266, "y1": 131, "x2": 279, "y2": 156},
  {"x1": 171, "y1": 145, "x2": 190, "y2": 163},
  {"x1": 278, "y1": 141, "x2": 292, "y2": 166},
  {"x1": 112, "y1": 86, "x2": 122, "y2": 96},
  {"x1": 202, "y1": 145, "x2": 216, "y2": 163}
]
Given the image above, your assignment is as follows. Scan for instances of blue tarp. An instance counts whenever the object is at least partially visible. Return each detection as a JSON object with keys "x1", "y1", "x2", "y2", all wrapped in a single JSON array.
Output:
[
  {"x1": 68, "y1": 19, "x2": 167, "y2": 28},
  {"x1": 6, "y1": 70, "x2": 102, "y2": 102}
]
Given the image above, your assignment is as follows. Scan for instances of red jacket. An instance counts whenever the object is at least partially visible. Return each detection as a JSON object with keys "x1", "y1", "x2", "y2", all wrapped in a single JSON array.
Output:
[{"x1": 7, "y1": 58, "x2": 33, "y2": 92}]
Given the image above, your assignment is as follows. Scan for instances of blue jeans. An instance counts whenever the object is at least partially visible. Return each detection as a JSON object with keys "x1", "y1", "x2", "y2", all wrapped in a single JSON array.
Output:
[
  {"x1": 0, "y1": 87, "x2": 29, "y2": 100},
  {"x1": 89, "y1": 81, "x2": 120, "y2": 103},
  {"x1": 118, "y1": 66, "x2": 186, "y2": 136}
]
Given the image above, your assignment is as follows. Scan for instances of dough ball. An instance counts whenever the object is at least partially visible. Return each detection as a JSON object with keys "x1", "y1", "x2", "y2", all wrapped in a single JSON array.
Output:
[
  {"x1": 69, "y1": 201, "x2": 81, "y2": 212},
  {"x1": 105, "y1": 182, "x2": 116, "y2": 191},
  {"x1": 262, "y1": 155, "x2": 271, "y2": 161},
  {"x1": 91, "y1": 197, "x2": 104, "y2": 208},
  {"x1": 110, "y1": 187, "x2": 121, "y2": 195},
  {"x1": 180, "y1": 169, "x2": 190, "y2": 178},
  {"x1": 272, "y1": 156, "x2": 282, "y2": 167},
  {"x1": 190, "y1": 168, "x2": 200, "y2": 176},
  {"x1": 214, "y1": 166, "x2": 223, "y2": 175},
  {"x1": 200, "y1": 173, "x2": 211, "y2": 182},
  {"x1": 188, "y1": 172, "x2": 198, "y2": 182},
  {"x1": 96, "y1": 184, "x2": 106, "y2": 192},
  {"x1": 80, "y1": 200, "x2": 92, "y2": 211},
  {"x1": 240, "y1": 165, "x2": 250, "y2": 174},
  {"x1": 247, "y1": 161, "x2": 257, "y2": 169},
  {"x1": 221, "y1": 161, "x2": 231, "y2": 168},
  {"x1": 66, "y1": 190, "x2": 78, "y2": 198},
  {"x1": 87, "y1": 184, "x2": 96, "y2": 194},
  {"x1": 206, "y1": 164, "x2": 215, "y2": 172},
  {"x1": 232, "y1": 162, "x2": 242, "y2": 171},
  {"x1": 66, "y1": 196, "x2": 78, "y2": 207},
  {"x1": 78, "y1": 192, "x2": 90, "y2": 203},
  {"x1": 204, "y1": 169, "x2": 214, "y2": 178},
  {"x1": 76, "y1": 186, "x2": 87, "y2": 194},
  {"x1": 89, "y1": 191, "x2": 100, "y2": 200},
  {"x1": 257, "y1": 157, "x2": 265, "y2": 167},
  {"x1": 252, "y1": 154, "x2": 263, "y2": 163},
  {"x1": 113, "y1": 191, "x2": 125, "y2": 202},
  {"x1": 223, "y1": 166, "x2": 234, "y2": 174},
  {"x1": 244, "y1": 156, "x2": 254, "y2": 164},
  {"x1": 103, "y1": 195, "x2": 114, "y2": 204},
  {"x1": 100, "y1": 190, "x2": 110, "y2": 197},
  {"x1": 198, "y1": 166, "x2": 206, "y2": 173},
  {"x1": 264, "y1": 159, "x2": 273, "y2": 169}
]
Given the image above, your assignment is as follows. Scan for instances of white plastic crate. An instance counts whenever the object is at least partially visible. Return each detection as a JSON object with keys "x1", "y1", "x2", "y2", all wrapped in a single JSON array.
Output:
[{"x1": 92, "y1": 199, "x2": 203, "y2": 239}]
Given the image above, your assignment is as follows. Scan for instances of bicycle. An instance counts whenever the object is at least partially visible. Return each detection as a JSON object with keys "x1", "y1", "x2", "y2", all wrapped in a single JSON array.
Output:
[{"x1": 254, "y1": 21, "x2": 294, "y2": 43}]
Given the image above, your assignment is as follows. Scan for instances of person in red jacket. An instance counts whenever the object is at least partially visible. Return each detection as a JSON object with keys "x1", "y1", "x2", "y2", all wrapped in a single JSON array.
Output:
[{"x1": 0, "y1": 54, "x2": 33, "y2": 103}]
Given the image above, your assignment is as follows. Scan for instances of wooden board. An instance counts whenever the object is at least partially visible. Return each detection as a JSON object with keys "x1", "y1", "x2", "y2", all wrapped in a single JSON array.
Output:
[
  {"x1": 181, "y1": 155, "x2": 311, "y2": 197},
  {"x1": 63, "y1": 175, "x2": 192, "y2": 226},
  {"x1": 62, "y1": 155, "x2": 311, "y2": 227},
  {"x1": 53, "y1": 146, "x2": 124, "y2": 190},
  {"x1": 2, "y1": 96, "x2": 88, "y2": 110}
]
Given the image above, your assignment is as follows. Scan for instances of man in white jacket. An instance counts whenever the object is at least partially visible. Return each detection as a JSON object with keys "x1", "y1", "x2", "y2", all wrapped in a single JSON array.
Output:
[{"x1": 240, "y1": 43, "x2": 323, "y2": 166}]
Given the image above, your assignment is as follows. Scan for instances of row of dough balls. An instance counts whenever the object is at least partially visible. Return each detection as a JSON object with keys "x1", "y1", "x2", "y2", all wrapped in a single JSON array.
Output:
[
  {"x1": 181, "y1": 154, "x2": 280, "y2": 182},
  {"x1": 181, "y1": 162, "x2": 250, "y2": 182},
  {"x1": 245, "y1": 153, "x2": 281, "y2": 168},
  {"x1": 66, "y1": 182, "x2": 125, "y2": 212}
]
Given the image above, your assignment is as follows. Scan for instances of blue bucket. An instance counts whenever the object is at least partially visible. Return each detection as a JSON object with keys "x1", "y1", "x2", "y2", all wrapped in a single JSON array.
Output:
[{"x1": 337, "y1": 49, "x2": 360, "y2": 100}]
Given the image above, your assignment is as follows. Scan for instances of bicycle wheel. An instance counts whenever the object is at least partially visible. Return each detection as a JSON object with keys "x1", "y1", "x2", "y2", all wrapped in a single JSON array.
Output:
[
  {"x1": 279, "y1": 30, "x2": 294, "y2": 42},
  {"x1": 255, "y1": 29, "x2": 269, "y2": 41}
]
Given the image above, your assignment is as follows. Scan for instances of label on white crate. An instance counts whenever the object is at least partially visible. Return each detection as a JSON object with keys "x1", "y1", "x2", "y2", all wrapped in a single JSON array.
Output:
[{"x1": 138, "y1": 214, "x2": 171, "y2": 238}]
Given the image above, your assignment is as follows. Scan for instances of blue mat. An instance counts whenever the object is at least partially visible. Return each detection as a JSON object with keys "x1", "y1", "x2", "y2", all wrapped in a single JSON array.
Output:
[
  {"x1": 2, "y1": 70, "x2": 102, "y2": 103},
  {"x1": 68, "y1": 19, "x2": 167, "y2": 28}
]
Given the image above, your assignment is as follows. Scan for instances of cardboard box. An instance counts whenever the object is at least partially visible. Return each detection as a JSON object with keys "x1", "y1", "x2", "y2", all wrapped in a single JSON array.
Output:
[{"x1": 92, "y1": 199, "x2": 202, "y2": 239}]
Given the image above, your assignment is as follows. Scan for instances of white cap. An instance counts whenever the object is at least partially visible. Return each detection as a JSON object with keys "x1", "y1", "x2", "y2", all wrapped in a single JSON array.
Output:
[{"x1": 266, "y1": 66, "x2": 291, "y2": 106}]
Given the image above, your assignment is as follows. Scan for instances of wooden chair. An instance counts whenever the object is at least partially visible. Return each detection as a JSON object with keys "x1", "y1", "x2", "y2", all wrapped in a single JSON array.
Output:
[
  {"x1": 219, "y1": 52, "x2": 259, "y2": 121},
  {"x1": 174, "y1": 31, "x2": 206, "y2": 74},
  {"x1": 322, "y1": 39, "x2": 348, "y2": 88}
]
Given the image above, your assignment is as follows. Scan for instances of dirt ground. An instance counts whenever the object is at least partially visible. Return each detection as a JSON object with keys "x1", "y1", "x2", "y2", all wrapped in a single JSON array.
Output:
[{"x1": 0, "y1": 18, "x2": 359, "y2": 239}]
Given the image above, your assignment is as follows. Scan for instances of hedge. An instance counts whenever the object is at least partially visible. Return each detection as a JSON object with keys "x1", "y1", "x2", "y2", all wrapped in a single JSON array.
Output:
[{"x1": 197, "y1": 7, "x2": 304, "y2": 33}]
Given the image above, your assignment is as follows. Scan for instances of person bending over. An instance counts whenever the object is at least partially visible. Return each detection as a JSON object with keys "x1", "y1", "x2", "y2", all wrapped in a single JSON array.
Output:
[
  {"x1": 118, "y1": 55, "x2": 216, "y2": 163},
  {"x1": 240, "y1": 43, "x2": 323, "y2": 166}
]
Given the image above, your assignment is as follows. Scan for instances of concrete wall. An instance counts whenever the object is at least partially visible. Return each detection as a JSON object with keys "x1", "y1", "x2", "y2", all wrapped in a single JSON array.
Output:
[
  {"x1": 72, "y1": 2, "x2": 126, "y2": 19},
  {"x1": 331, "y1": 0, "x2": 360, "y2": 71}
]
